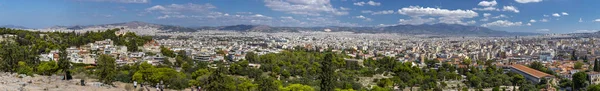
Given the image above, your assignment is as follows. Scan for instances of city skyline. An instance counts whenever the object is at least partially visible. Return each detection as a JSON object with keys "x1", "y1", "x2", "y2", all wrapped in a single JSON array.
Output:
[{"x1": 1, "y1": 0, "x2": 600, "y2": 33}]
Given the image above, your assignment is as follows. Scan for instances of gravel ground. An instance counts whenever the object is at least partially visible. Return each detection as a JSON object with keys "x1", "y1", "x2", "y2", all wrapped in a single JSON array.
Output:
[{"x1": 0, "y1": 72, "x2": 126, "y2": 91}]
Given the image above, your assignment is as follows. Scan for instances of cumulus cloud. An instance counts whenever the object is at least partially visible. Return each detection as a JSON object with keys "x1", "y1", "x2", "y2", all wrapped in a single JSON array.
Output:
[
  {"x1": 370, "y1": 10, "x2": 395, "y2": 15},
  {"x1": 354, "y1": 15, "x2": 373, "y2": 21},
  {"x1": 515, "y1": 0, "x2": 543, "y2": 3},
  {"x1": 353, "y1": 1, "x2": 381, "y2": 6},
  {"x1": 502, "y1": 6, "x2": 519, "y2": 13},
  {"x1": 81, "y1": 0, "x2": 149, "y2": 3},
  {"x1": 478, "y1": 0, "x2": 497, "y2": 7},
  {"x1": 595, "y1": 19, "x2": 600, "y2": 22},
  {"x1": 530, "y1": 19, "x2": 536, "y2": 23},
  {"x1": 561, "y1": 12, "x2": 569, "y2": 15},
  {"x1": 492, "y1": 14, "x2": 508, "y2": 19},
  {"x1": 143, "y1": 3, "x2": 321, "y2": 27},
  {"x1": 527, "y1": 23, "x2": 532, "y2": 26},
  {"x1": 483, "y1": 13, "x2": 492, "y2": 17},
  {"x1": 481, "y1": 20, "x2": 523, "y2": 27},
  {"x1": 579, "y1": 18, "x2": 583, "y2": 22},
  {"x1": 552, "y1": 13, "x2": 561, "y2": 17},
  {"x1": 264, "y1": 0, "x2": 348, "y2": 16},
  {"x1": 473, "y1": 7, "x2": 499, "y2": 11},
  {"x1": 397, "y1": 6, "x2": 479, "y2": 25}
]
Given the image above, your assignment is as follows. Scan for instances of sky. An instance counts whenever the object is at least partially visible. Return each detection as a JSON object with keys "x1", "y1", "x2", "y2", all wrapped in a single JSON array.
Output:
[{"x1": 0, "y1": 0, "x2": 599, "y2": 34}]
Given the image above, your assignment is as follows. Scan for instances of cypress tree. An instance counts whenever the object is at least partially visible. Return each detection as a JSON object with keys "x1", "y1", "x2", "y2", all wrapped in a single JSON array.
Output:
[{"x1": 320, "y1": 52, "x2": 335, "y2": 91}]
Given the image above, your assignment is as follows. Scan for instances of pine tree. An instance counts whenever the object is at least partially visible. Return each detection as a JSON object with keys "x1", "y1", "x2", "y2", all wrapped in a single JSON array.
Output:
[{"x1": 57, "y1": 49, "x2": 72, "y2": 80}]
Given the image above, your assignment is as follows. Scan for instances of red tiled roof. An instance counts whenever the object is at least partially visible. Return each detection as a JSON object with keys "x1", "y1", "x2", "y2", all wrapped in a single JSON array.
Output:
[{"x1": 512, "y1": 64, "x2": 552, "y2": 78}]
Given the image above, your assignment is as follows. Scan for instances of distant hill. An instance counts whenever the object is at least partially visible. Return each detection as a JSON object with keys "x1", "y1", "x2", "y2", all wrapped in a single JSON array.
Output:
[
  {"x1": 201, "y1": 23, "x2": 538, "y2": 36},
  {"x1": 0, "y1": 25, "x2": 29, "y2": 29},
  {"x1": 9, "y1": 21, "x2": 538, "y2": 36},
  {"x1": 45, "y1": 21, "x2": 197, "y2": 32}
]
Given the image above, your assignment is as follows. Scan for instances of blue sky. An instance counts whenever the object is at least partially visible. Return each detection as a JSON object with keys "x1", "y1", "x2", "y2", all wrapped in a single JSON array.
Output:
[{"x1": 0, "y1": 0, "x2": 599, "y2": 33}]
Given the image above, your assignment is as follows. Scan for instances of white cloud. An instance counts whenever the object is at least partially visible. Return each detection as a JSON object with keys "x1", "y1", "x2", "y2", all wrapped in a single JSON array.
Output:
[
  {"x1": 146, "y1": 3, "x2": 216, "y2": 15},
  {"x1": 398, "y1": 17, "x2": 436, "y2": 25},
  {"x1": 536, "y1": 29, "x2": 550, "y2": 32},
  {"x1": 473, "y1": 7, "x2": 499, "y2": 11},
  {"x1": 354, "y1": 15, "x2": 373, "y2": 21},
  {"x1": 530, "y1": 19, "x2": 536, "y2": 23},
  {"x1": 82, "y1": 0, "x2": 149, "y2": 3},
  {"x1": 579, "y1": 18, "x2": 583, "y2": 22},
  {"x1": 339, "y1": 7, "x2": 351, "y2": 10},
  {"x1": 354, "y1": 1, "x2": 381, "y2": 6},
  {"x1": 539, "y1": 19, "x2": 549, "y2": 22},
  {"x1": 527, "y1": 23, "x2": 532, "y2": 26},
  {"x1": 467, "y1": 20, "x2": 477, "y2": 24},
  {"x1": 483, "y1": 13, "x2": 492, "y2": 17},
  {"x1": 264, "y1": 0, "x2": 348, "y2": 16},
  {"x1": 552, "y1": 13, "x2": 561, "y2": 17},
  {"x1": 480, "y1": 13, "x2": 492, "y2": 21},
  {"x1": 478, "y1": 0, "x2": 497, "y2": 7},
  {"x1": 361, "y1": 10, "x2": 373, "y2": 13},
  {"x1": 502, "y1": 6, "x2": 519, "y2": 13},
  {"x1": 594, "y1": 19, "x2": 600, "y2": 22},
  {"x1": 561, "y1": 12, "x2": 569, "y2": 15},
  {"x1": 574, "y1": 30, "x2": 599, "y2": 33},
  {"x1": 543, "y1": 15, "x2": 549, "y2": 17},
  {"x1": 377, "y1": 24, "x2": 397, "y2": 27},
  {"x1": 481, "y1": 20, "x2": 523, "y2": 27},
  {"x1": 515, "y1": 0, "x2": 543, "y2": 3},
  {"x1": 492, "y1": 14, "x2": 508, "y2": 19},
  {"x1": 371, "y1": 10, "x2": 395, "y2": 15},
  {"x1": 397, "y1": 6, "x2": 479, "y2": 25}
]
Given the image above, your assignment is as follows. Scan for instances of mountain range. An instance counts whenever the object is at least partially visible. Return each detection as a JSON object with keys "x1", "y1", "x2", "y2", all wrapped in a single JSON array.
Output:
[{"x1": 2, "y1": 21, "x2": 539, "y2": 36}]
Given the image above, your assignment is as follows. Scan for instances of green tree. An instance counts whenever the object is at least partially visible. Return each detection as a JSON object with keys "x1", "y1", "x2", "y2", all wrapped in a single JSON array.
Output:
[
  {"x1": 463, "y1": 58, "x2": 472, "y2": 67},
  {"x1": 511, "y1": 74, "x2": 525, "y2": 91},
  {"x1": 588, "y1": 84, "x2": 600, "y2": 91},
  {"x1": 573, "y1": 71, "x2": 589, "y2": 90},
  {"x1": 575, "y1": 61, "x2": 584, "y2": 69},
  {"x1": 57, "y1": 49, "x2": 71, "y2": 80},
  {"x1": 281, "y1": 84, "x2": 315, "y2": 91},
  {"x1": 257, "y1": 74, "x2": 280, "y2": 91},
  {"x1": 559, "y1": 78, "x2": 573, "y2": 89},
  {"x1": 202, "y1": 64, "x2": 236, "y2": 91},
  {"x1": 126, "y1": 40, "x2": 139, "y2": 52},
  {"x1": 160, "y1": 46, "x2": 175, "y2": 57},
  {"x1": 96, "y1": 54, "x2": 117, "y2": 85},
  {"x1": 320, "y1": 52, "x2": 336, "y2": 91},
  {"x1": 245, "y1": 52, "x2": 259, "y2": 63},
  {"x1": 594, "y1": 59, "x2": 600, "y2": 72},
  {"x1": 237, "y1": 78, "x2": 258, "y2": 91},
  {"x1": 17, "y1": 61, "x2": 33, "y2": 76},
  {"x1": 36, "y1": 61, "x2": 58, "y2": 75},
  {"x1": 0, "y1": 42, "x2": 21, "y2": 72},
  {"x1": 572, "y1": 50, "x2": 578, "y2": 61}
]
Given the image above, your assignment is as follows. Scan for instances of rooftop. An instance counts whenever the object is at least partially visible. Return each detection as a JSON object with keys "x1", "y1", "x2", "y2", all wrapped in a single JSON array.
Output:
[{"x1": 512, "y1": 64, "x2": 553, "y2": 78}]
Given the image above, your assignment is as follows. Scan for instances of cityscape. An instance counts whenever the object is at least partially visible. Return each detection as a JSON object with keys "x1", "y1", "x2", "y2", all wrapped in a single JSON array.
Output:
[{"x1": 1, "y1": 0, "x2": 600, "y2": 91}]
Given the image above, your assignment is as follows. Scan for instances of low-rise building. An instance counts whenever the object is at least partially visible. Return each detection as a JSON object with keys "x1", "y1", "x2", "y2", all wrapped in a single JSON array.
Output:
[{"x1": 511, "y1": 64, "x2": 556, "y2": 84}]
